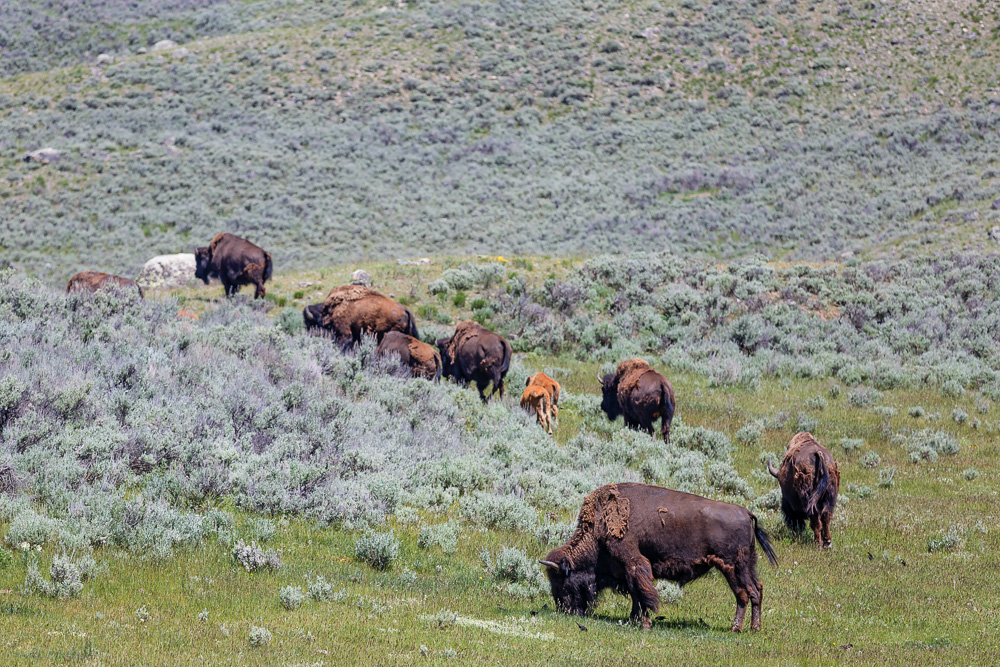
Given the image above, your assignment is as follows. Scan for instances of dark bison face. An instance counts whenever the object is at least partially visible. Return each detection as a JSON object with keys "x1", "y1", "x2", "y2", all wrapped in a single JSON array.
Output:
[
  {"x1": 599, "y1": 373, "x2": 621, "y2": 421},
  {"x1": 540, "y1": 557, "x2": 595, "y2": 616},
  {"x1": 194, "y1": 246, "x2": 211, "y2": 284},
  {"x1": 435, "y1": 337, "x2": 454, "y2": 375},
  {"x1": 302, "y1": 304, "x2": 324, "y2": 330}
]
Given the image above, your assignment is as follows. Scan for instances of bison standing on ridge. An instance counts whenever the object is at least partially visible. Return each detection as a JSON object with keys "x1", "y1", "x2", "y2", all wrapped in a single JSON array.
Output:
[
  {"x1": 540, "y1": 483, "x2": 777, "y2": 632},
  {"x1": 376, "y1": 331, "x2": 441, "y2": 381},
  {"x1": 303, "y1": 285, "x2": 417, "y2": 346},
  {"x1": 436, "y1": 320, "x2": 512, "y2": 403},
  {"x1": 767, "y1": 432, "x2": 840, "y2": 549},
  {"x1": 599, "y1": 358, "x2": 675, "y2": 443},
  {"x1": 66, "y1": 271, "x2": 143, "y2": 298},
  {"x1": 194, "y1": 232, "x2": 272, "y2": 299}
]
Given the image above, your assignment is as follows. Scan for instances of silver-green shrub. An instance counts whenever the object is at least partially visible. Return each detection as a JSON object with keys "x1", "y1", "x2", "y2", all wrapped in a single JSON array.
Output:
[
  {"x1": 279, "y1": 585, "x2": 305, "y2": 610},
  {"x1": 354, "y1": 531, "x2": 399, "y2": 571}
]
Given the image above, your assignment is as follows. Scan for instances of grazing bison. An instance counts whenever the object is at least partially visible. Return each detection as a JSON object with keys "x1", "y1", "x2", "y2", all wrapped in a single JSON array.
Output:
[
  {"x1": 194, "y1": 233, "x2": 272, "y2": 299},
  {"x1": 540, "y1": 483, "x2": 777, "y2": 632},
  {"x1": 376, "y1": 331, "x2": 441, "y2": 381},
  {"x1": 767, "y1": 432, "x2": 840, "y2": 549},
  {"x1": 526, "y1": 372, "x2": 561, "y2": 416},
  {"x1": 599, "y1": 359, "x2": 675, "y2": 443},
  {"x1": 303, "y1": 285, "x2": 417, "y2": 346},
  {"x1": 66, "y1": 271, "x2": 143, "y2": 298},
  {"x1": 436, "y1": 320, "x2": 512, "y2": 403},
  {"x1": 520, "y1": 384, "x2": 554, "y2": 435}
]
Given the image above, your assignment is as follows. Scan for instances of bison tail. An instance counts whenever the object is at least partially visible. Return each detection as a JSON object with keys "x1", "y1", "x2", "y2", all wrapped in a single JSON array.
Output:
[
  {"x1": 752, "y1": 514, "x2": 779, "y2": 568},
  {"x1": 806, "y1": 452, "x2": 829, "y2": 516},
  {"x1": 499, "y1": 339, "x2": 512, "y2": 375},
  {"x1": 263, "y1": 251, "x2": 273, "y2": 282},
  {"x1": 660, "y1": 381, "x2": 675, "y2": 443},
  {"x1": 405, "y1": 309, "x2": 419, "y2": 339},
  {"x1": 433, "y1": 353, "x2": 443, "y2": 383}
]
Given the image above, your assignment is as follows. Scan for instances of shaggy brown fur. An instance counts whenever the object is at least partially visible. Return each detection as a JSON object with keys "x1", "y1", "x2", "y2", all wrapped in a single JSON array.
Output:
[
  {"x1": 526, "y1": 372, "x2": 560, "y2": 421},
  {"x1": 436, "y1": 321, "x2": 512, "y2": 402},
  {"x1": 520, "y1": 385, "x2": 553, "y2": 435},
  {"x1": 541, "y1": 483, "x2": 777, "y2": 632},
  {"x1": 306, "y1": 285, "x2": 418, "y2": 346},
  {"x1": 66, "y1": 271, "x2": 143, "y2": 298},
  {"x1": 768, "y1": 432, "x2": 840, "y2": 549},
  {"x1": 194, "y1": 232, "x2": 272, "y2": 299},
  {"x1": 600, "y1": 358, "x2": 676, "y2": 443},
  {"x1": 376, "y1": 331, "x2": 441, "y2": 381}
]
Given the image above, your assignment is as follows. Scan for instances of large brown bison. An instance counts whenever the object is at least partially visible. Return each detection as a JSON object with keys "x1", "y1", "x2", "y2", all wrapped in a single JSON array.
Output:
[
  {"x1": 66, "y1": 271, "x2": 143, "y2": 298},
  {"x1": 376, "y1": 331, "x2": 441, "y2": 381},
  {"x1": 767, "y1": 432, "x2": 840, "y2": 549},
  {"x1": 520, "y1": 384, "x2": 554, "y2": 435},
  {"x1": 599, "y1": 359, "x2": 675, "y2": 443},
  {"x1": 303, "y1": 285, "x2": 417, "y2": 346},
  {"x1": 540, "y1": 483, "x2": 777, "y2": 632},
  {"x1": 194, "y1": 233, "x2": 272, "y2": 299},
  {"x1": 436, "y1": 320, "x2": 512, "y2": 403}
]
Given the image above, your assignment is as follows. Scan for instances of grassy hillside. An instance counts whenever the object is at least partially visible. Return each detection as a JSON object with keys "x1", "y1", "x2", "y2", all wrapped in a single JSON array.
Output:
[{"x1": 3, "y1": 0, "x2": 1000, "y2": 281}]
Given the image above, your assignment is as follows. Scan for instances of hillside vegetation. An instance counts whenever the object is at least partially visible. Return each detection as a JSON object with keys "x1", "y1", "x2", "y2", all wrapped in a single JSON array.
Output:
[{"x1": 3, "y1": 0, "x2": 1000, "y2": 280}]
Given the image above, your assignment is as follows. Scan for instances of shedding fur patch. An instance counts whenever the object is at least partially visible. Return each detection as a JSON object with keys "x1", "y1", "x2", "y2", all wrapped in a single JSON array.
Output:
[
  {"x1": 657, "y1": 507, "x2": 670, "y2": 526},
  {"x1": 576, "y1": 484, "x2": 630, "y2": 540},
  {"x1": 445, "y1": 320, "x2": 482, "y2": 361},
  {"x1": 208, "y1": 232, "x2": 227, "y2": 255},
  {"x1": 324, "y1": 284, "x2": 379, "y2": 309},
  {"x1": 785, "y1": 431, "x2": 819, "y2": 458}
]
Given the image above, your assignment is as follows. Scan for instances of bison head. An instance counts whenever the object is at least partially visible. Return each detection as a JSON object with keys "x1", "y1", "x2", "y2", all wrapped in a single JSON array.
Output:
[
  {"x1": 302, "y1": 304, "x2": 324, "y2": 330},
  {"x1": 435, "y1": 337, "x2": 455, "y2": 378},
  {"x1": 194, "y1": 246, "x2": 212, "y2": 284},
  {"x1": 540, "y1": 553, "x2": 596, "y2": 616},
  {"x1": 599, "y1": 373, "x2": 622, "y2": 421}
]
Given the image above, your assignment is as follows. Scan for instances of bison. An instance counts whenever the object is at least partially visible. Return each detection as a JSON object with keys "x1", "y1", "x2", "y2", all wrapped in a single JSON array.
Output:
[
  {"x1": 526, "y1": 372, "x2": 561, "y2": 415},
  {"x1": 66, "y1": 271, "x2": 143, "y2": 298},
  {"x1": 540, "y1": 483, "x2": 777, "y2": 632},
  {"x1": 376, "y1": 331, "x2": 441, "y2": 381},
  {"x1": 520, "y1": 384, "x2": 554, "y2": 435},
  {"x1": 194, "y1": 233, "x2": 272, "y2": 299},
  {"x1": 767, "y1": 432, "x2": 840, "y2": 549},
  {"x1": 303, "y1": 285, "x2": 417, "y2": 346},
  {"x1": 599, "y1": 358, "x2": 675, "y2": 444},
  {"x1": 436, "y1": 320, "x2": 512, "y2": 403}
]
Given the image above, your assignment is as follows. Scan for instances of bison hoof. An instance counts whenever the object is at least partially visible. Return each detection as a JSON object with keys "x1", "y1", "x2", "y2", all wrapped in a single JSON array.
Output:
[{"x1": 641, "y1": 617, "x2": 652, "y2": 631}]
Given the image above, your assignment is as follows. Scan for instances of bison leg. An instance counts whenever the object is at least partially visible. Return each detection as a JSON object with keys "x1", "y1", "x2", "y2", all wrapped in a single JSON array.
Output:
[
  {"x1": 749, "y1": 579, "x2": 764, "y2": 631},
  {"x1": 624, "y1": 556, "x2": 658, "y2": 629},
  {"x1": 810, "y1": 514, "x2": 823, "y2": 548},
  {"x1": 721, "y1": 569, "x2": 751, "y2": 632},
  {"x1": 661, "y1": 417, "x2": 671, "y2": 445},
  {"x1": 820, "y1": 511, "x2": 833, "y2": 549}
]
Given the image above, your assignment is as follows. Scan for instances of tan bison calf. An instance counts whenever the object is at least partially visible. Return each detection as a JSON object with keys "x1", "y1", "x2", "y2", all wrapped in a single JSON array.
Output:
[
  {"x1": 767, "y1": 432, "x2": 840, "y2": 549},
  {"x1": 520, "y1": 385, "x2": 554, "y2": 435},
  {"x1": 66, "y1": 271, "x2": 143, "y2": 298},
  {"x1": 376, "y1": 331, "x2": 441, "y2": 381}
]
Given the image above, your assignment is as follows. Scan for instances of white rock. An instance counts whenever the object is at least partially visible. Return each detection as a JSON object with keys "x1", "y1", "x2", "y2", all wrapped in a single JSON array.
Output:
[
  {"x1": 135, "y1": 253, "x2": 198, "y2": 289},
  {"x1": 24, "y1": 148, "x2": 62, "y2": 163},
  {"x1": 151, "y1": 40, "x2": 178, "y2": 52},
  {"x1": 350, "y1": 269, "x2": 372, "y2": 286},
  {"x1": 96, "y1": 53, "x2": 114, "y2": 65},
  {"x1": 989, "y1": 226, "x2": 1000, "y2": 243}
]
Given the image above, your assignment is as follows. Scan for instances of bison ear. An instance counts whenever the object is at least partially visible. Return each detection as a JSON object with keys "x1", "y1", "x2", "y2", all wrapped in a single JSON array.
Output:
[{"x1": 559, "y1": 558, "x2": 572, "y2": 577}]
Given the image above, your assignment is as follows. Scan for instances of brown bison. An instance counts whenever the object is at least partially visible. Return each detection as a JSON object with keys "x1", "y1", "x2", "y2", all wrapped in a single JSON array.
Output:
[
  {"x1": 767, "y1": 432, "x2": 840, "y2": 549},
  {"x1": 526, "y1": 372, "x2": 561, "y2": 414},
  {"x1": 194, "y1": 233, "x2": 272, "y2": 299},
  {"x1": 540, "y1": 483, "x2": 777, "y2": 632},
  {"x1": 376, "y1": 331, "x2": 441, "y2": 381},
  {"x1": 66, "y1": 271, "x2": 143, "y2": 298},
  {"x1": 599, "y1": 359, "x2": 675, "y2": 444},
  {"x1": 520, "y1": 384, "x2": 554, "y2": 435},
  {"x1": 303, "y1": 285, "x2": 418, "y2": 346},
  {"x1": 436, "y1": 320, "x2": 512, "y2": 403}
]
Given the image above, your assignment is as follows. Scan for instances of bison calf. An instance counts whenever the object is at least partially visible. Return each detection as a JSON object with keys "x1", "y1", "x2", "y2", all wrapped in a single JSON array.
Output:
[
  {"x1": 195, "y1": 232, "x2": 272, "y2": 299},
  {"x1": 526, "y1": 372, "x2": 560, "y2": 417},
  {"x1": 66, "y1": 271, "x2": 143, "y2": 298},
  {"x1": 767, "y1": 432, "x2": 840, "y2": 549},
  {"x1": 376, "y1": 331, "x2": 441, "y2": 381},
  {"x1": 520, "y1": 385, "x2": 554, "y2": 435},
  {"x1": 541, "y1": 483, "x2": 776, "y2": 632}
]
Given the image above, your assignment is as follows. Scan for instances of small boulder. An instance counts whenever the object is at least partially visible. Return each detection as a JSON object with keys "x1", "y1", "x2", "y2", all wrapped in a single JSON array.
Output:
[
  {"x1": 96, "y1": 53, "x2": 114, "y2": 65},
  {"x1": 24, "y1": 148, "x2": 62, "y2": 164},
  {"x1": 151, "y1": 40, "x2": 178, "y2": 52},
  {"x1": 992, "y1": 198, "x2": 1000, "y2": 210},
  {"x1": 135, "y1": 253, "x2": 198, "y2": 289},
  {"x1": 989, "y1": 226, "x2": 1000, "y2": 243},
  {"x1": 350, "y1": 269, "x2": 372, "y2": 286}
]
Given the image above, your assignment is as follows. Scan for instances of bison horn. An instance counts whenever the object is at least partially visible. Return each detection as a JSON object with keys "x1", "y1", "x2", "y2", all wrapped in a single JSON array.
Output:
[
  {"x1": 596, "y1": 373, "x2": 603, "y2": 384},
  {"x1": 538, "y1": 560, "x2": 559, "y2": 569}
]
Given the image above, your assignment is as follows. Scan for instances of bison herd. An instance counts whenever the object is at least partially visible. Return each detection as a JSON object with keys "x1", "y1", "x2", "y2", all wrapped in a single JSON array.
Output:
[{"x1": 67, "y1": 232, "x2": 843, "y2": 633}]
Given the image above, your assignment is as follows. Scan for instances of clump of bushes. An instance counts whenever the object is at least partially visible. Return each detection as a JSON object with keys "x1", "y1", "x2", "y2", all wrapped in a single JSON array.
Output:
[
  {"x1": 928, "y1": 525, "x2": 964, "y2": 553},
  {"x1": 900, "y1": 429, "x2": 960, "y2": 463},
  {"x1": 248, "y1": 625, "x2": 272, "y2": 647},
  {"x1": 417, "y1": 521, "x2": 460, "y2": 554},
  {"x1": 355, "y1": 531, "x2": 399, "y2": 571},
  {"x1": 279, "y1": 585, "x2": 305, "y2": 610},
  {"x1": 22, "y1": 553, "x2": 96, "y2": 599},
  {"x1": 232, "y1": 540, "x2": 282, "y2": 573},
  {"x1": 480, "y1": 546, "x2": 546, "y2": 598}
]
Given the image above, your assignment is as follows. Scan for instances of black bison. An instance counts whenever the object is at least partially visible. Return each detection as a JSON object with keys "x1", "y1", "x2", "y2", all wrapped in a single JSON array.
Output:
[
  {"x1": 599, "y1": 358, "x2": 675, "y2": 443},
  {"x1": 66, "y1": 271, "x2": 143, "y2": 298},
  {"x1": 303, "y1": 285, "x2": 417, "y2": 346},
  {"x1": 436, "y1": 320, "x2": 512, "y2": 402},
  {"x1": 376, "y1": 331, "x2": 441, "y2": 381},
  {"x1": 194, "y1": 233, "x2": 272, "y2": 299},
  {"x1": 767, "y1": 432, "x2": 840, "y2": 549},
  {"x1": 520, "y1": 384, "x2": 554, "y2": 435},
  {"x1": 540, "y1": 483, "x2": 777, "y2": 632}
]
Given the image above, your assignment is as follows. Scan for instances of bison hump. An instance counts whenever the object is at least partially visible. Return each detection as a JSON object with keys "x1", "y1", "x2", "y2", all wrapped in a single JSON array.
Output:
[{"x1": 577, "y1": 484, "x2": 631, "y2": 541}]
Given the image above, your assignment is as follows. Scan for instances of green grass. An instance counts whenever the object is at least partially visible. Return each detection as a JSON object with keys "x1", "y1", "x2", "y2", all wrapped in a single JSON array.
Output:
[{"x1": 2, "y1": 347, "x2": 998, "y2": 664}]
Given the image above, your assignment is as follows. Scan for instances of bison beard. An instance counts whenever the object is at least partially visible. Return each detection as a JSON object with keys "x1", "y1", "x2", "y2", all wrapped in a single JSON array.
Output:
[
  {"x1": 600, "y1": 358, "x2": 675, "y2": 444},
  {"x1": 541, "y1": 483, "x2": 777, "y2": 632},
  {"x1": 768, "y1": 432, "x2": 840, "y2": 549}
]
